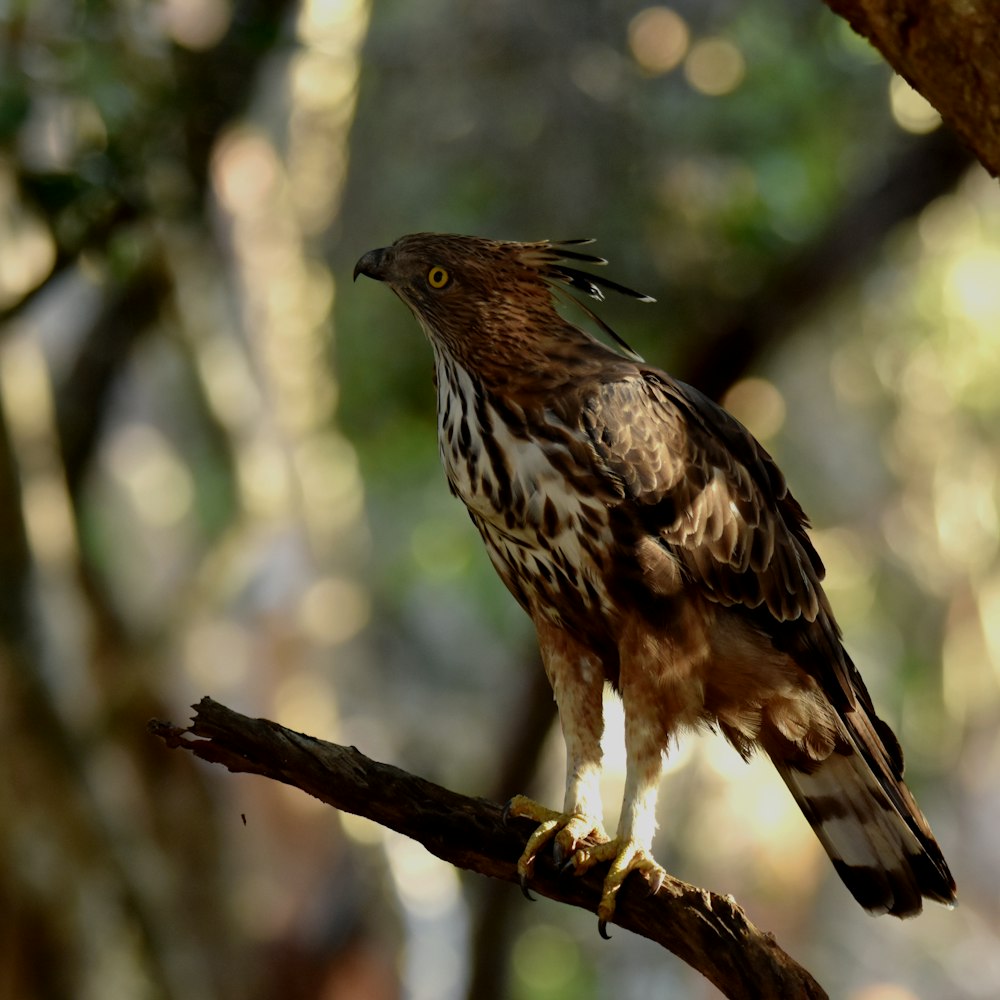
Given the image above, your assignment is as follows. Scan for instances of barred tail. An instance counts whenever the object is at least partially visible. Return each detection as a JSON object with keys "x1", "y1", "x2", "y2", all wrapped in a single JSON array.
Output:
[{"x1": 769, "y1": 706, "x2": 956, "y2": 917}]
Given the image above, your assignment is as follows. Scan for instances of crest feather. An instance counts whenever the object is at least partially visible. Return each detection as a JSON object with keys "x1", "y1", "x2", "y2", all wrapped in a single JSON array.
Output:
[{"x1": 516, "y1": 239, "x2": 654, "y2": 361}]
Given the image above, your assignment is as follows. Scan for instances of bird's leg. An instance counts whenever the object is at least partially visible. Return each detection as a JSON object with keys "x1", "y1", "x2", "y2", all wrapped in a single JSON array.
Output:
[
  {"x1": 572, "y1": 731, "x2": 668, "y2": 934},
  {"x1": 507, "y1": 625, "x2": 609, "y2": 894},
  {"x1": 568, "y1": 648, "x2": 668, "y2": 934}
]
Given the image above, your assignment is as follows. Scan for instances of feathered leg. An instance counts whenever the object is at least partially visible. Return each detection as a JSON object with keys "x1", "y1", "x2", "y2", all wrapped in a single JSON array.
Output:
[
  {"x1": 507, "y1": 621, "x2": 610, "y2": 892},
  {"x1": 569, "y1": 642, "x2": 669, "y2": 933}
]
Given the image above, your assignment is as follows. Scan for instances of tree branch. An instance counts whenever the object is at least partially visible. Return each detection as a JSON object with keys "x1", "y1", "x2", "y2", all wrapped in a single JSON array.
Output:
[
  {"x1": 151, "y1": 697, "x2": 828, "y2": 1000},
  {"x1": 823, "y1": 0, "x2": 1000, "y2": 176}
]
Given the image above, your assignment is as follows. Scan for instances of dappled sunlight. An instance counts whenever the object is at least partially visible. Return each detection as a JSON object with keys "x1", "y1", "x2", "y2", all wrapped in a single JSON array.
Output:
[
  {"x1": 339, "y1": 811, "x2": 384, "y2": 846},
  {"x1": 627, "y1": 7, "x2": 689, "y2": 77},
  {"x1": 0, "y1": 7, "x2": 387, "y2": 988},
  {"x1": 297, "y1": 574, "x2": 371, "y2": 646},
  {"x1": 158, "y1": 0, "x2": 231, "y2": 50},
  {"x1": 933, "y1": 451, "x2": 998, "y2": 575},
  {"x1": 410, "y1": 516, "x2": 475, "y2": 581},
  {"x1": 809, "y1": 526, "x2": 876, "y2": 623},
  {"x1": 213, "y1": 130, "x2": 282, "y2": 219},
  {"x1": 386, "y1": 831, "x2": 461, "y2": 919},
  {"x1": 944, "y1": 245, "x2": 1000, "y2": 329},
  {"x1": 291, "y1": 0, "x2": 370, "y2": 231},
  {"x1": 684, "y1": 37, "x2": 746, "y2": 97},
  {"x1": 722, "y1": 376, "x2": 787, "y2": 441},
  {"x1": 889, "y1": 75, "x2": 941, "y2": 135},
  {"x1": 190, "y1": 323, "x2": 266, "y2": 429},
  {"x1": 858, "y1": 175, "x2": 1000, "y2": 620},
  {"x1": 385, "y1": 831, "x2": 468, "y2": 1000},
  {"x1": 511, "y1": 923, "x2": 583, "y2": 996},
  {"x1": 0, "y1": 164, "x2": 56, "y2": 309},
  {"x1": 849, "y1": 985, "x2": 920, "y2": 1000},
  {"x1": 0, "y1": 330, "x2": 79, "y2": 571},
  {"x1": 918, "y1": 190, "x2": 983, "y2": 260},
  {"x1": 210, "y1": 115, "x2": 366, "y2": 557},
  {"x1": 275, "y1": 667, "x2": 342, "y2": 747},
  {"x1": 942, "y1": 590, "x2": 998, "y2": 727},
  {"x1": 12, "y1": 92, "x2": 107, "y2": 173},
  {"x1": 105, "y1": 423, "x2": 195, "y2": 528},
  {"x1": 237, "y1": 437, "x2": 294, "y2": 518},
  {"x1": 978, "y1": 573, "x2": 1000, "y2": 684},
  {"x1": 691, "y1": 737, "x2": 824, "y2": 898},
  {"x1": 183, "y1": 617, "x2": 254, "y2": 692},
  {"x1": 2, "y1": 1, "x2": 999, "y2": 997},
  {"x1": 868, "y1": 179, "x2": 1000, "y2": 734},
  {"x1": 292, "y1": 433, "x2": 367, "y2": 545}
]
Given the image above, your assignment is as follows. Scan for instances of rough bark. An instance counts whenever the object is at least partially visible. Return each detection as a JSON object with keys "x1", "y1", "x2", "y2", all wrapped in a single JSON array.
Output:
[
  {"x1": 152, "y1": 697, "x2": 829, "y2": 1000},
  {"x1": 824, "y1": 0, "x2": 1000, "y2": 176}
]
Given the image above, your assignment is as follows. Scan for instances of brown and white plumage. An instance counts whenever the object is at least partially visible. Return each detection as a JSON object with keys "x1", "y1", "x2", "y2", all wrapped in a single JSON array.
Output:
[{"x1": 354, "y1": 233, "x2": 956, "y2": 926}]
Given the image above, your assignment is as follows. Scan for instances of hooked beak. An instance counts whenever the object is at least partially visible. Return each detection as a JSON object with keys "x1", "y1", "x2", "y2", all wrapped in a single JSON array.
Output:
[{"x1": 353, "y1": 246, "x2": 390, "y2": 282}]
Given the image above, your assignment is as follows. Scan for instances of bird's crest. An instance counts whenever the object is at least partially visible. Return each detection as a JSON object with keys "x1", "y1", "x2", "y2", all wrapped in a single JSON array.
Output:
[{"x1": 517, "y1": 239, "x2": 654, "y2": 362}]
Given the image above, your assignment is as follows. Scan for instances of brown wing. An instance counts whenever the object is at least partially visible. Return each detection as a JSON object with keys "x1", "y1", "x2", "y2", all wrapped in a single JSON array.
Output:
[{"x1": 581, "y1": 367, "x2": 861, "y2": 711}]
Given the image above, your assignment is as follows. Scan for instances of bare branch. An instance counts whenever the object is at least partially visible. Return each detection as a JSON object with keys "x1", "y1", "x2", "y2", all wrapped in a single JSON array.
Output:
[{"x1": 151, "y1": 697, "x2": 828, "y2": 1000}]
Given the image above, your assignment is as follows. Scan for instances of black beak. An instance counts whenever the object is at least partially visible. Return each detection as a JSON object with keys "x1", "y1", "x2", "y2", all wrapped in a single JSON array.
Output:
[{"x1": 353, "y1": 246, "x2": 390, "y2": 282}]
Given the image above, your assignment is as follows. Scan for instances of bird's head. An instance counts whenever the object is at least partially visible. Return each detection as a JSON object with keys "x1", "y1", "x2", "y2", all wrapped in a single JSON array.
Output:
[{"x1": 353, "y1": 232, "x2": 652, "y2": 371}]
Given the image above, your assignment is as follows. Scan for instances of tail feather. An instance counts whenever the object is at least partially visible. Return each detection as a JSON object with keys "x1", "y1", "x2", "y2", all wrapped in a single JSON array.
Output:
[{"x1": 769, "y1": 707, "x2": 956, "y2": 917}]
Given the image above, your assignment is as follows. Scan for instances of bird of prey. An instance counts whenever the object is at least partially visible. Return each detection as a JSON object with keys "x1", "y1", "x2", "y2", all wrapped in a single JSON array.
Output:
[{"x1": 354, "y1": 233, "x2": 956, "y2": 933}]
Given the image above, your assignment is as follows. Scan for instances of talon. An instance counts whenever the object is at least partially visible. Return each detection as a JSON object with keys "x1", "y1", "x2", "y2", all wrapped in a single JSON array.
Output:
[
  {"x1": 552, "y1": 837, "x2": 568, "y2": 867},
  {"x1": 571, "y1": 836, "x2": 668, "y2": 932},
  {"x1": 645, "y1": 865, "x2": 667, "y2": 896},
  {"x1": 598, "y1": 918, "x2": 611, "y2": 940},
  {"x1": 519, "y1": 873, "x2": 535, "y2": 902},
  {"x1": 502, "y1": 795, "x2": 608, "y2": 901}
]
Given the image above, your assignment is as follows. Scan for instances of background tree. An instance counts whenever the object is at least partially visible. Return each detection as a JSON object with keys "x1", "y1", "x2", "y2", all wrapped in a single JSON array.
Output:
[{"x1": 0, "y1": 1, "x2": 997, "y2": 998}]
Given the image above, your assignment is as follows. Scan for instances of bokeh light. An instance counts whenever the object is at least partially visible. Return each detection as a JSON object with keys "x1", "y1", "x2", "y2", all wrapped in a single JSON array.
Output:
[
  {"x1": 684, "y1": 37, "x2": 746, "y2": 96},
  {"x1": 722, "y1": 376, "x2": 787, "y2": 440},
  {"x1": 627, "y1": 7, "x2": 689, "y2": 76},
  {"x1": 0, "y1": 166, "x2": 56, "y2": 308},
  {"x1": 158, "y1": 0, "x2": 231, "y2": 50},
  {"x1": 889, "y1": 75, "x2": 941, "y2": 134}
]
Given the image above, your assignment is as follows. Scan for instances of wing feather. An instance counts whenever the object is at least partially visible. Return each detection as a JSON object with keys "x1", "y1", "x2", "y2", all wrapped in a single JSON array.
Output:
[
  {"x1": 583, "y1": 369, "x2": 822, "y2": 613},
  {"x1": 581, "y1": 367, "x2": 857, "y2": 707}
]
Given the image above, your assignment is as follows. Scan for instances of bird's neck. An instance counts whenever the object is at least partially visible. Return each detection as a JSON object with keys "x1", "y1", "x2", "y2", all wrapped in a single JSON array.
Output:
[{"x1": 429, "y1": 315, "x2": 624, "y2": 399}]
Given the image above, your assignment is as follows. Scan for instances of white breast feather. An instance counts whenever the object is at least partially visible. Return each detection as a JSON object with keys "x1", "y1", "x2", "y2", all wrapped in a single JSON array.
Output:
[{"x1": 435, "y1": 354, "x2": 612, "y2": 616}]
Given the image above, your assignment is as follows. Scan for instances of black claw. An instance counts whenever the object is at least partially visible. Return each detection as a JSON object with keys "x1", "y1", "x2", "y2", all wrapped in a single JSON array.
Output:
[
  {"x1": 598, "y1": 918, "x2": 611, "y2": 940},
  {"x1": 519, "y1": 874, "x2": 535, "y2": 902},
  {"x1": 502, "y1": 797, "x2": 522, "y2": 826}
]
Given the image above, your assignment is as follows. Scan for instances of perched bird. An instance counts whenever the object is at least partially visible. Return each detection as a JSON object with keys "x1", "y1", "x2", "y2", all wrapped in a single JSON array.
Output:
[{"x1": 354, "y1": 233, "x2": 956, "y2": 933}]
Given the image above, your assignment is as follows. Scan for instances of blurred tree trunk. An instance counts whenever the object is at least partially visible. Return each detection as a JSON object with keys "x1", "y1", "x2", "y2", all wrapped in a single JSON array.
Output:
[{"x1": 0, "y1": 2, "x2": 306, "y2": 998}]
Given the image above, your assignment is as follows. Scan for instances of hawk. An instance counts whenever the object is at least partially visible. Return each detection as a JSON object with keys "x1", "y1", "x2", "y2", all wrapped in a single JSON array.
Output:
[{"x1": 354, "y1": 233, "x2": 956, "y2": 932}]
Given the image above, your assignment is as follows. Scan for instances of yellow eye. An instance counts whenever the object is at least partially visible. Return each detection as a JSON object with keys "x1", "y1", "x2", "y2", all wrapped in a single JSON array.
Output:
[{"x1": 427, "y1": 265, "x2": 450, "y2": 289}]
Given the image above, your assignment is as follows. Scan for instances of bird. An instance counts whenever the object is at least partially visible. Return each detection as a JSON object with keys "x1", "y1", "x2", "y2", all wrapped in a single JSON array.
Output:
[{"x1": 353, "y1": 232, "x2": 956, "y2": 934}]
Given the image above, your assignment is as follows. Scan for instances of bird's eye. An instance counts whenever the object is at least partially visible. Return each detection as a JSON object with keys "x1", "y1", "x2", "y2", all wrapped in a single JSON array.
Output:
[{"x1": 427, "y1": 265, "x2": 450, "y2": 289}]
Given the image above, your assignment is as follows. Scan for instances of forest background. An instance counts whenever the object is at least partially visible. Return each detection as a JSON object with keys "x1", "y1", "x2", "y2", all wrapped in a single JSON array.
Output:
[{"x1": 2, "y1": 1, "x2": 999, "y2": 998}]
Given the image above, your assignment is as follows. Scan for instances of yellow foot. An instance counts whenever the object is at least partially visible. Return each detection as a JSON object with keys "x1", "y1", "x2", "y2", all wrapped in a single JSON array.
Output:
[
  {"x1": 569, "y1": 837, "x2": 668, "y2": 938},
  {"x1": 503, "y1": 794, "x2": 608, "y2": 896}
]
